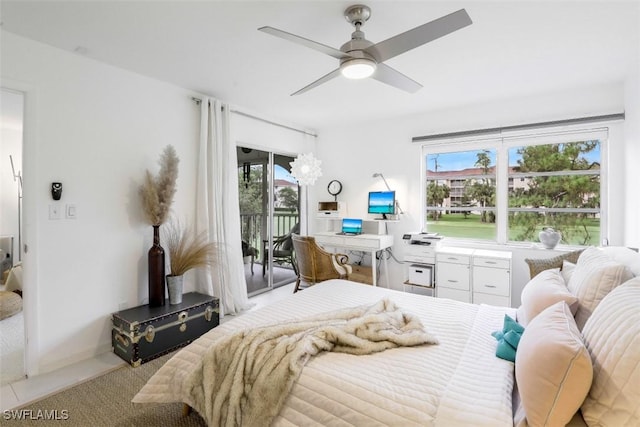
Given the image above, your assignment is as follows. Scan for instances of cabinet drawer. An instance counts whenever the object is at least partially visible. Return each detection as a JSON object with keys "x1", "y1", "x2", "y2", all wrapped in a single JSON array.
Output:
[
  {"x1": 437, "y1": 263, "x2": 470, "y2": 291},
  {"x1": 473, "y1": 256, "x2": 510, "y2": 269},
  {"x1": 405, "y1": 245, "x2": 437, "y2": 258},
  {"x1": 472, "y1": 267, "x2": 510, "y2": 296},
  {"x1": 405, "y1": 255, "x2": 435, "y2": 264},
  {"x1": 473, "y1": 292, "x2": 510, "y2": 307},
  {"x1": 437, "y1": 287, "x2": 471, "y2": 303},
  {"x1": 437, "y1": 253, "x2": 470, "y2": 265}
]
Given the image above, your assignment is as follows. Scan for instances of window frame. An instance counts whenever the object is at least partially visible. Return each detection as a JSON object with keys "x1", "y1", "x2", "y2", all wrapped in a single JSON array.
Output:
[{"x1": 421, "y1": 125, "x2": 610, "y2": 246}]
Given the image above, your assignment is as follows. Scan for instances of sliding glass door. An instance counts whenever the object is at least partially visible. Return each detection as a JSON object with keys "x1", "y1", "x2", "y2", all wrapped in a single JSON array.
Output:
[{"x1": 237, "y1": 147, "x2": 299, "y2": 295}]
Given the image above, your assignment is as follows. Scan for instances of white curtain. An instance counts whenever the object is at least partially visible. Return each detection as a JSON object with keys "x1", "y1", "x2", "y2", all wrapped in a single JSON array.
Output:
[{"x1": 196, "y1": 98, "x2": 251, "y2": 316}]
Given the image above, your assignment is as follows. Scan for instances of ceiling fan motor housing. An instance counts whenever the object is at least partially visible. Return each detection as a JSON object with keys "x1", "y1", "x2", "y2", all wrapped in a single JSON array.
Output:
[{"x1": 344, "y1": 4, "x2": 371, "y2": 27}]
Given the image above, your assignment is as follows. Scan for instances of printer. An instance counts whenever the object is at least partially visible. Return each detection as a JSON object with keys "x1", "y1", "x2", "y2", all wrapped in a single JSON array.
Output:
[{"x1": 402, "y1": 232, "x2": 443, "y2": 247}]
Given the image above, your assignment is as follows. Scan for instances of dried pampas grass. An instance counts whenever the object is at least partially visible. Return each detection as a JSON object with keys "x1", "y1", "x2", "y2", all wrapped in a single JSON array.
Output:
[
  {"x1": 164, "y1": 218, "x2": 218, "y2": 276},
  {"x1": 140, "y1": 145, "x2": 179, "y2": 226}
]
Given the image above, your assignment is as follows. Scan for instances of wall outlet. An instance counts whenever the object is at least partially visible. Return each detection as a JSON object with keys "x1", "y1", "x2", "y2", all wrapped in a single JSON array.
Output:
[{"x1": 48, "y1": 204, "x2": 61, "y2": 220}]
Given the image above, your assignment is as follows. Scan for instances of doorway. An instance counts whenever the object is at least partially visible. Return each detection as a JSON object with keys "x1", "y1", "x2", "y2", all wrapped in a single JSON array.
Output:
[
  {"x1": 237, "y1": 147, "x2": 299, "y2": 295},
  {"x1": 0, "y1": 88, "x2": 25, "y2": 385}
]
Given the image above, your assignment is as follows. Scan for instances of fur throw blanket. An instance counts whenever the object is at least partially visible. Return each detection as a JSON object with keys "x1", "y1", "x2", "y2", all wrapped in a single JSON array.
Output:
[{"x1": 184, "y1": 298, "x2": 438, "y2": 427}]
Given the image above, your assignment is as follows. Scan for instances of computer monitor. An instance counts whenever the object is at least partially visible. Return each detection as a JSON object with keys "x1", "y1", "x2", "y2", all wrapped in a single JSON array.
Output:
[
  {"x1": 341, "y1": 218, "x2": 363, "y2": 235},
  {"x1": 368, "y1": 191, "x2": 396, "y2": 219}
]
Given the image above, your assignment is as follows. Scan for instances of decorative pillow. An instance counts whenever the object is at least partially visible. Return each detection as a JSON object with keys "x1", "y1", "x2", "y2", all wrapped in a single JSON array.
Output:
[
  {"x1": 581, "y1": 277, "x2": 640, "y2": 426},
  {"x1": 560, "y1": 260, "x2": 576, "y2": 284},
  {"x1": 516, "y1": 268, "x2": 578, "y2": 327},
  {"x1": 492, "y1": 314, "x2": 524, "y2": 362},
  {"x1": 0, "y1": 290, "x2": 22, "y2": 320},
  {"x1": 515, "y1": 301, "x2": 592, "y2": 427},
  {"x1": 567, "y1": 247, "x2": 633, "y2": 330},
  {"x1": 600, "y1": 246, "x2": 640, "y2": 276},
  {"x1": 524, "y1": 249, "x2": 583, "y2": 279},
  {"x1": 4, "y1": 264, "x2": 22, "y2": 293}
]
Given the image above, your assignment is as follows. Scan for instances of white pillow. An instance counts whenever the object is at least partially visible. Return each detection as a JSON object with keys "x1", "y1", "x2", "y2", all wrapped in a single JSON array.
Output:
[
  {"x1": 516, "y1": 268, "x2": 578, "y2": 327},
  {"x1": 561, "y1": 260, "x2": 575, "y2": 284},
  {"x1": 600, "y1": 246, "x2": 640, "y2": 276},
  {"x1": 516, "y1": 301, "x2": 592, "y2": 427},
  {"x1": 567, "y1": 247, "x2": 633, "y2": 330},
  {"x1": 581, "y1": 277, "x2": 640, "y2": 426}
]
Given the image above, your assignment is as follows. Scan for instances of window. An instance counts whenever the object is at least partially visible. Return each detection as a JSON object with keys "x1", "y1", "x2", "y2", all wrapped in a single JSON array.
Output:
[
  {"x1": 507, "y1": 140, "x2": 601, "y2": 245},
  {"x1": 422, "y1": 128, "x2": 607, "y2": 245},
  {"x1": 426, "y1": 149, "x2": 497, "y2": 240}
]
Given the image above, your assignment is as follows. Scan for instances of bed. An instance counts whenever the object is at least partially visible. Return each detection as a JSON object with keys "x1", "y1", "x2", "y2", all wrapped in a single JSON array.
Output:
[{"x1": 134, "y1": 246, "x2": 640, "y2": 427}]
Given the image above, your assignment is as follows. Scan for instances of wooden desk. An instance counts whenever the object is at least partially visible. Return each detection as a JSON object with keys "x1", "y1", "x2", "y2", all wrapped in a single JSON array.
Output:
[{"x1": 313, "y1": 232, "x2": 394, "y2": 286}]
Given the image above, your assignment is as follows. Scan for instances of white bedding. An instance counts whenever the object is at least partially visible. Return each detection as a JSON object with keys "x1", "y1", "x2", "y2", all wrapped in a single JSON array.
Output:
[{"x1": 133, "y1": 280, "x2": 517, "y2": 426}]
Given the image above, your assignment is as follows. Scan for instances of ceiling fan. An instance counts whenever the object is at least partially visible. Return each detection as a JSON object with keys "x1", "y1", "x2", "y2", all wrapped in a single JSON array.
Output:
[{"x1": 259, "y1": 5, "x2": 472, "y2": 96}]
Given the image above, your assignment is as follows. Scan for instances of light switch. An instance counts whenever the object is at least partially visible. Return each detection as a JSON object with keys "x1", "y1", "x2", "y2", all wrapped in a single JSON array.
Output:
[
  {"x1": 49, "y1": 204, "x2": 61, "y2": 220},
  {"x1": 66, "y1": 204, "x2": 77, "y2": 219}
]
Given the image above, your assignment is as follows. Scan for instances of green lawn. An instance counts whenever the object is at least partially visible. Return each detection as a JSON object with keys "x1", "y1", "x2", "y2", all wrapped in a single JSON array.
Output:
[{"x1": 426, "y1": 214, "x2": 600, "y2": 245}]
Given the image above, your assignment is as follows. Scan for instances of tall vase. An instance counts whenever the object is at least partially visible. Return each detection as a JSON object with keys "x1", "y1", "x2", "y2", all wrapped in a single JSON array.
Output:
[{"x1": 148, "y1": 225, "x2": 165, "y2": 307}]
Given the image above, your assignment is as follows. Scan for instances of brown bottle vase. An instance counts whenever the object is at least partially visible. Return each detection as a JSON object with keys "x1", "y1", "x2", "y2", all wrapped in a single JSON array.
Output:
[{"x1": 148, "y1": 225, "x2": 166, "y2": 307}]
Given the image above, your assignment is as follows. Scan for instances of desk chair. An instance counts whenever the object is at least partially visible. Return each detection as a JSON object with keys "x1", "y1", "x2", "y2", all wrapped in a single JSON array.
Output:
[{"x1": 291, "y1": 234, "x2": 352, "y2": 293}]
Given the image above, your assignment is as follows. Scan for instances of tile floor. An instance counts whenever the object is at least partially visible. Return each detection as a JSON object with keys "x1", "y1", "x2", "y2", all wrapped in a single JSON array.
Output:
[{"x1": 0, "y1": 283, "x2": 295, "y2": 411}]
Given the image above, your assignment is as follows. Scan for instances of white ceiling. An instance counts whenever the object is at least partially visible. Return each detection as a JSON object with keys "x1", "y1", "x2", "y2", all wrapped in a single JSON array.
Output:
[{"x1": 1, "y1": 1, "x2": 638, "y2": 130}]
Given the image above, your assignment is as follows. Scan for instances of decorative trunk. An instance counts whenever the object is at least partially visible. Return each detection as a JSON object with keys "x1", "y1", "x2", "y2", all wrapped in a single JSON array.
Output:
[{"x1": 148, "y1": 225, "x2": 166, "y2": 307}]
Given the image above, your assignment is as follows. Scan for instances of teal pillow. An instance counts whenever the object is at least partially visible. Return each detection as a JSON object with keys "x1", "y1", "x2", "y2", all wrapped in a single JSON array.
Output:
[
  {"x1": 503, "y1": 314, "x2": 524, "y2": 335},
  {"x1": 496, "y1": 338, "x2": 517, "y2": 362},
  {"x1": 503, "y1": 329, "x2": 522, "y2": 349},
  {"x1": 492, "y1": 315, "x2": 524, "y2": 362}
]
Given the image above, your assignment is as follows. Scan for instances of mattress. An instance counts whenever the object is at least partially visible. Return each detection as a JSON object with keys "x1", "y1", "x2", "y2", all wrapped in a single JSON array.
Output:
[{"x1": 134, "y1": 279, "x2": 517, "y2": 426}]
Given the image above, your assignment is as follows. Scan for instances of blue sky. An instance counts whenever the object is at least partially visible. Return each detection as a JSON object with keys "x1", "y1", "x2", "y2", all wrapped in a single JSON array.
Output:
[
  {"x1": 275, "y1": 164, "x2": 297, "y2": 182},
  {"x1": 428, "y1": 142, "x2": 601, "y2": 172}
]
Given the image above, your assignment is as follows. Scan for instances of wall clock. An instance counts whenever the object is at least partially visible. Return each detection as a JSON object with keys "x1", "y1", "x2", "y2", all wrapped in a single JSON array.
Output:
[{"x1": 327, "y1": 180, "x2": 342, "y2": 201}]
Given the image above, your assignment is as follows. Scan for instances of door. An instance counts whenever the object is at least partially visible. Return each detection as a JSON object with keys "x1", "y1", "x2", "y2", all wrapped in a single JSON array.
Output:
[{"x1": 237, "y1": 147, "x2": 299, "y2": 295}]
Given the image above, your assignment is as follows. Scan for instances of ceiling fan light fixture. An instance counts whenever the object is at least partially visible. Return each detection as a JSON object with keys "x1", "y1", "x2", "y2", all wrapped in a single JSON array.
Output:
[{"x1": 340, "y1": 58, "x2": 376, "y2": 79}]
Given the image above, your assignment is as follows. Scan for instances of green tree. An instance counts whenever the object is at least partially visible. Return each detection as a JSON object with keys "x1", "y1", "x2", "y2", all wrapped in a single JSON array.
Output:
[
  {"x1": 278, "y1": 186, "x2": 298, "y2": 211},
  {"x1": 509, "y1": 141, "x2": 600, "y2": 244},
  {"x1": 427, "y1": 181, "x2": 450, "y2": 220},
  {"x1": 463, "y1": 150, "x2": 495, "y2": 223}
]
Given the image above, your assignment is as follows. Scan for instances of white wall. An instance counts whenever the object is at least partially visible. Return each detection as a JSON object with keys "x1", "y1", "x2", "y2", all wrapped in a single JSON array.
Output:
[
  {"x1": 623, "y1": 6, "x2": 640, "y2": 247},
  {"x1": 0, "y1": 30, "x2": 316, "y2": 375},
  {"x1": 314, "y1": 82, "x2": 631, "y2": 306},
  {"x1": 1, "y1": 31, "x2": 201, "y2": 372}
]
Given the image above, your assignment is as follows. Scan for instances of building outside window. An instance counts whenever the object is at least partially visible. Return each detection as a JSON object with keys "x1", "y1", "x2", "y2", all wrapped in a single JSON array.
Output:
[{"x1": 423, "y1": 127, "x2": 607, "y2": 246}]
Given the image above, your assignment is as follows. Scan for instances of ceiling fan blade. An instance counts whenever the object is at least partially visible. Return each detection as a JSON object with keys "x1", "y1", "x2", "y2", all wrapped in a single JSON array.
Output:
[
  {"x1": 259, "y1": 26, "x2": 350, "y2": 60},
  {"x1": 372, "y1": 63, "x2": 422, "y2": 93},
  {"x1": 365, "y1": 9, "x2": 472, "y2": 63},
  {"x1": 291, "y1": 68, "x2": 342, "y2": 96}
]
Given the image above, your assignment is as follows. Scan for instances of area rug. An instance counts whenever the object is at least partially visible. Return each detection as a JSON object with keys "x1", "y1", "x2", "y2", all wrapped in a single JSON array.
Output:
[{"x1": 7, "y1": 353, "x2": 205, "y2": 426}]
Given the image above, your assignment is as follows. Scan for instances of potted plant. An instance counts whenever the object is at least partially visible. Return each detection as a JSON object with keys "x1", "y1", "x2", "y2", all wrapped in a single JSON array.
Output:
[{"x1": 164, "y1": 218, "x2": 218, "y2": 304}]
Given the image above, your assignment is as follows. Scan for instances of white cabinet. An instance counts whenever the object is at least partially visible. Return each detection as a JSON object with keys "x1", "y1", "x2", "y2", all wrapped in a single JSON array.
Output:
[
  {"x1": 403, "y1": 244, "x2": 437, "y2": 296},
  {"x1": 436, "y1": 248, "x2": 473, "y2": 303},
  {"x1": 405, "y1": 245, "x2": 513, "y2": 307},
  {"x1": 472, "y1": 249, "x2": 512, "y2": 307}
]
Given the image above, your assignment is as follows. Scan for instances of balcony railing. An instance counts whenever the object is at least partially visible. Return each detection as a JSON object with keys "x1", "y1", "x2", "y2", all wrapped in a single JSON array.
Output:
[{"x1": 240, "y1": 212, "x2": 299, "y2": 262}]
